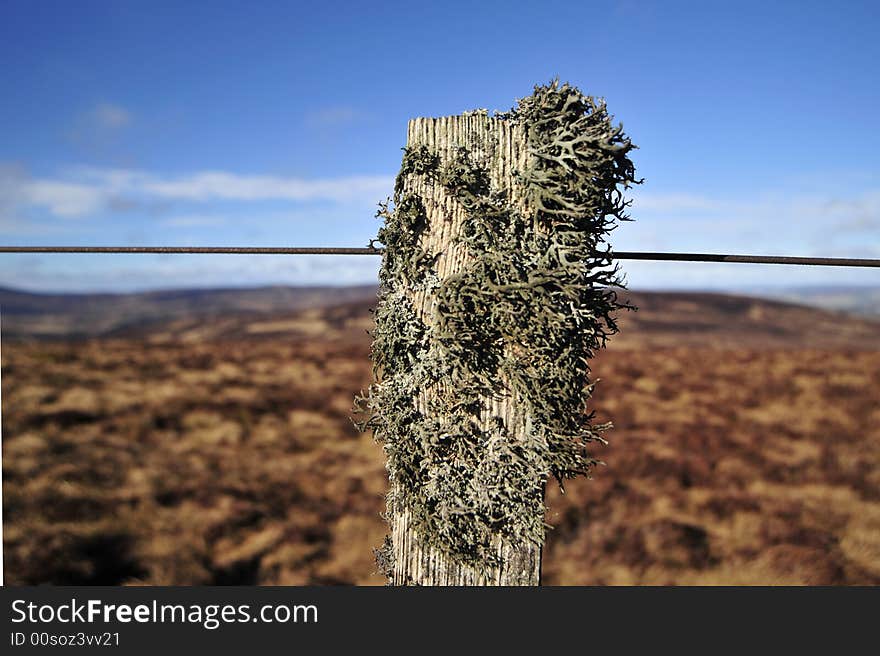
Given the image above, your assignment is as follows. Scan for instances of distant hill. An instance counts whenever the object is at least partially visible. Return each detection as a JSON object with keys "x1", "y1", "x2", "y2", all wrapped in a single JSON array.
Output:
[
  {"x1": 612, "y1": 290, "x2": 880, "y2": 350},
  {"x1": 751, "y1": 285, "x2": 880, "y2": 317},
  {"x1": 1, "y1": 285, "x2": 879, "y2": 350},
  {"x1": 0, "y1": 285, "x2": 378, "y2": 339}
]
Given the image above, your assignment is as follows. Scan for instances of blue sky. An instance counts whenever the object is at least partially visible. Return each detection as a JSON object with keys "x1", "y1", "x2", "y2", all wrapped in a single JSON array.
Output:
[{"x1": 1, "y1": 0, "x2": 878, "y2": 292}]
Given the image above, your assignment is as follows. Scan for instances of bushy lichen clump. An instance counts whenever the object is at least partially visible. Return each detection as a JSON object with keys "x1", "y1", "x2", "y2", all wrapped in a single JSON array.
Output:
[{"x1": 357, "y1": 81, "x2": 641, "y2": 574}]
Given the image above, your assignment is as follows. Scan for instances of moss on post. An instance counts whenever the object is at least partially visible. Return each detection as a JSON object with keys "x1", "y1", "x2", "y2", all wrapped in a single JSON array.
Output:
[{"x1": 357, "y1": 81, "x2": 640, "y2": 585}]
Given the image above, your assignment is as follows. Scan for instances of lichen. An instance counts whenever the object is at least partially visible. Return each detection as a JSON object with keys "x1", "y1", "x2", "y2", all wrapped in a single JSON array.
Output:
[
  {"x1": 373, "y1": 536, "x2": 395, "y2": 583},
  {"x1": 356, "y1": 80, "x2": 641, "y2": 578}
]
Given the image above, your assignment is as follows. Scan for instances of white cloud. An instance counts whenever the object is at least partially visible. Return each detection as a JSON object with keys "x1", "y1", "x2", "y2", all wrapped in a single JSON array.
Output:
[
  {"x1": 621, "y1": 188, "x2": 880, "y2": 254},
  {"x1": 21, "y1": 180, "x2": 105, "y2": 217},
  {"x1": 91, "y1": 103, "x2": 131, "y2": 129},
  {"x1": 632, "y1": 189, "x2": 880, "y2": 228},
  {"x1": 620, "y1": 258, "x2": 879, "y2": 291},
  {"x1": 2, "y1": 163, "x2": 878, "y2": 292},
  {"x1": 0, "y1": 254, "x2": 381, "y2": 293},
  {"x1": 0, "y1": 166, "x2": 395, "y2": 219}
]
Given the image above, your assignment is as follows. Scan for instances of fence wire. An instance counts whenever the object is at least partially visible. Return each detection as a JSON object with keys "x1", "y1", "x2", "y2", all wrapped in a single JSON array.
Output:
[{"x1": 0, "y1": 246, "x2": 878, "y2": 267}]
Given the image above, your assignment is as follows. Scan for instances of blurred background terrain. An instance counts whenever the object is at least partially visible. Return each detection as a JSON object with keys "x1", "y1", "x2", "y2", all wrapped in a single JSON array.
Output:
[{"x1": 3, "y1": 285, "x2": 879, "y2": 585}]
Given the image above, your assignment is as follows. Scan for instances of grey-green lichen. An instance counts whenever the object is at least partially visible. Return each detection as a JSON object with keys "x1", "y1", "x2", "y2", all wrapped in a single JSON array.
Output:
[{"x1": 356, "y1": 80, "x2": 641, "y2": 576}]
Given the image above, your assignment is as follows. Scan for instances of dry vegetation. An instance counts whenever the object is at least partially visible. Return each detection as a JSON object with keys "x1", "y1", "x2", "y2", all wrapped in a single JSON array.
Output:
[{"x1": 3, "y1": 291, "x2": 880, "y2": 585}]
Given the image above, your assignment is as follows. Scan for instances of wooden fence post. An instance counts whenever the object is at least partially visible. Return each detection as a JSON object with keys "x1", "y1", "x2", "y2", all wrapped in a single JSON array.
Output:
[
  {"x1": 389, "y1": 113, "x2": 540, "y2": 585},
  {"x1": 360, "y1": 82, "x2": 640, "y2": 587}
]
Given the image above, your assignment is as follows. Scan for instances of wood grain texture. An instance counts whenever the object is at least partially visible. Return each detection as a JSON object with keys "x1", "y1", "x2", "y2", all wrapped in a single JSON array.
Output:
[{"x1": 390, "y1": 113, "x2": 542, "y2": 586}]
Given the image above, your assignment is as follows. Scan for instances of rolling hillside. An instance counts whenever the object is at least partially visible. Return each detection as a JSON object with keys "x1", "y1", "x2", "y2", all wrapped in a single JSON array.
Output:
[
  {"x1": 0, "y1": 285, "x2": 378, "y2": 339},
  {"x1": 3, "y1": 284, "x2": 879, "y2": 348},
  {"x1": 2, "y1": 286, "x2": 879, "y2": 585}
]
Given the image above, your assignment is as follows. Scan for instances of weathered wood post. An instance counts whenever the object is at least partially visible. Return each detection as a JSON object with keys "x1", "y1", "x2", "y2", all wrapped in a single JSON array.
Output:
[
  {"x1": 391, "y1": 112, "x2": 539, "y2": 585},
  {"x1": 359, "y1": 81, "x2": 639, "y2": 585}
]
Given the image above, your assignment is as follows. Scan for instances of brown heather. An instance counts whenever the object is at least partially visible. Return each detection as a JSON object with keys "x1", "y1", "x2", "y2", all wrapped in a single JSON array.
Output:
[{"x1": 2, "y1": 290, "x2": 880, "y2": 585}]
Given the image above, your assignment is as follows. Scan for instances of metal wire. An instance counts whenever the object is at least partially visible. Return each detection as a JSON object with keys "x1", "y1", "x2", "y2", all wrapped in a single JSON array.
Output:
[
  {"x1": 611, "y1": 252, "x2": 880, "y2": 268},
  {"x1": 0, "y1": 246, "x2": 382, "y2": 255},
  {"x1": 0, "y1": 245, "x2": 878, "y2": 267}
]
